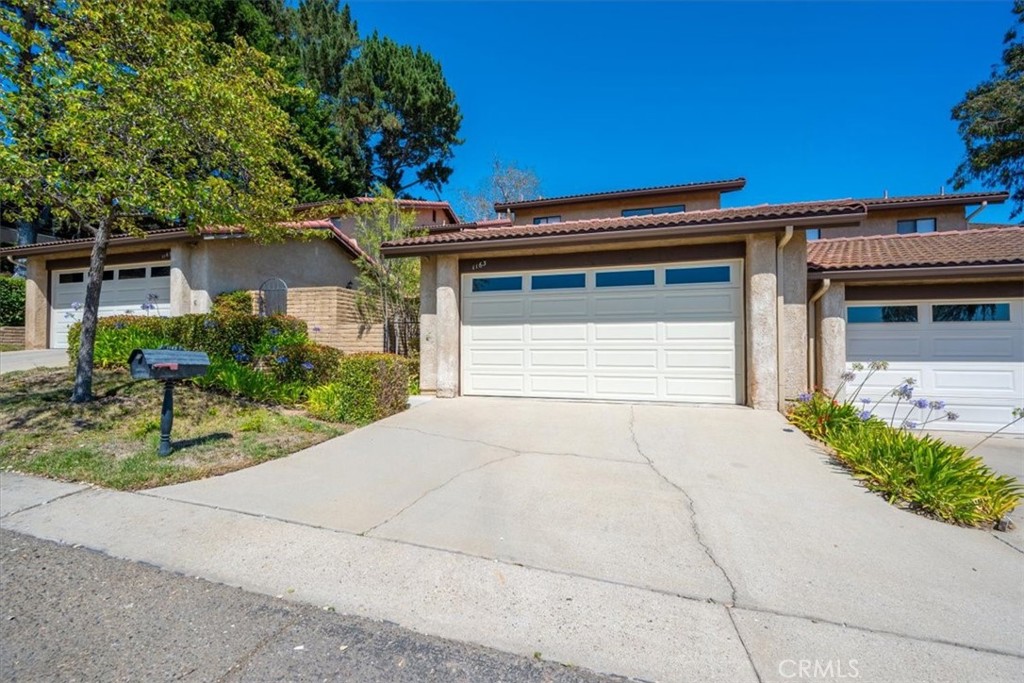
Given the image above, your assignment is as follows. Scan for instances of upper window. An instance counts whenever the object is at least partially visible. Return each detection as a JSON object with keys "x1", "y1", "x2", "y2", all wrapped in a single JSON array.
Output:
[
  {"x1": 896, "y1": 218, "x2": 936, "y2": 234},
  {"x1": 848, "y1": 305, "x2": 919, "y2": 324},
  {"x1": 58, "y1": 272, "x2": 84, "y2": 284},
  {"x1": 806, "y1": 228, "x2": 821, "y2": 241},
  {"x1": 665, "y1": 265, "x2": 731, "y2": 285},
  {"x1": 532, "y1": 216, "x2": 561, "y2": 225},
  {"x1": 622, "y1": 204, "x2": 685, "y2": 217},
  {"x1": 595, "y1": 269, "x2": 655, "y2": 288},
  {"x1": 531, "y1": 273, "x2": 586, "y2": 290},
  {"x1": 471, "y1": 276, "x2": 522, "y2": 293},
  {"x1": 150, "y1": 265, "x2": 171, "y2": 277},
  {"x1": 118, "y1": 267, "x2": 147, "y2": 280},
  {"x1": 932, "y1": 303, "x2": 1010, "y2": 322}
]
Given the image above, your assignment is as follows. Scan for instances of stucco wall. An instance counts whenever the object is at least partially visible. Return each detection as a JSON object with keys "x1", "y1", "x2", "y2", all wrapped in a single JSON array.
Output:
[
  {"x1": 511, "y1": 190, "x2": 724, "y2": 225},
  {"x1": 819, "y1": 206, "x2": 967, "y2": 239},
  {"x1": 183, "y1": 237, "x2": 359, "y2": 313}
]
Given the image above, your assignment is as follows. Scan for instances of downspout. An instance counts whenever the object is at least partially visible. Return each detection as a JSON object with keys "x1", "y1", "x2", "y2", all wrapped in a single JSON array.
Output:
[
  {"x1": 965, "y1": 201, "x2": 989, "y2": 223},
  {"x1": 776, "y1": 225, "x2": 793, "y2": 413},
  {"x1": 807, "y1": 278, "x2": 831, "y2": 393}
]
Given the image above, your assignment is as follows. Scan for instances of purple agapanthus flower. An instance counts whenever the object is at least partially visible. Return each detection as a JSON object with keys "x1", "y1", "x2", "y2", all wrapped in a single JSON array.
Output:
[
  {"x1": 275, "y1": 356, "x2": 288, "y2": 365},
  {"x1": 203, "y1": 318, "x2": 217, "y2": 329},
  {"x1": 913, "y1": 398, "x2": 929, "y2": 410},
  {"x1": 946, "y1": 412, "x2": 960, "y2": 422},
  {"x1": 301, "y1": 361, "x2": 315, "y2": 371},
  {"x1": 269, "y1": 328, "x2": 280, "y2": 337},
  {"x1": 859, "y1": 410, "x2": 872, "y2": 421},
  {"x1": 234, "y1": 353, "x2": 250, "y2": 363},
  {"x1": 894, "y1": 384, "x2": 914, "y2": 400},
  {"x1": 797, "y1": 392, "x2": 813, "y2": 403},
  {"x1": 840, "y1": 370, "x2": 857, "y2": 382},
  {"x1": 312, "y1": 325, "x2": 322, "y2": 333},
  {"x1": 929, "y1": 400, "x2": 946, "y2": 411},
  {"x1": 71, "y1": 301, "x2": 82, "y2": 311},
  {"x1": 147, "y1": 292, "x2": 159, "y2": 302},
  {"x1": 904, "y1": 421, "x2": 917, "y2": 429},
  {"x1": 860, "y1": 398, "x2": 871, "y2": 405}
]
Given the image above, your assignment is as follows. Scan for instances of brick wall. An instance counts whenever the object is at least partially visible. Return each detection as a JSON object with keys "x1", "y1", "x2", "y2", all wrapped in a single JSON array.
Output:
[
  {"x1": 268, "y1": 286, "x2": 383, "y2": 354},
  {"x1": 0, "y1": 326, "x2": 25, "y2": 348}
]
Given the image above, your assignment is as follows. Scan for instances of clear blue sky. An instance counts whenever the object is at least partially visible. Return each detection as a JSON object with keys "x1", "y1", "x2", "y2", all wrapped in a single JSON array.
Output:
[{"x1": 348, "y1": 1, "x2": 1017, "y2": 222}]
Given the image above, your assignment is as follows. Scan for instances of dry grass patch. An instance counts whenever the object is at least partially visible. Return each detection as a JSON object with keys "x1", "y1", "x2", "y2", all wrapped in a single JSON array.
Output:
[{"x1": 1, "y1": 367, "x2": 347, "y2": 490}]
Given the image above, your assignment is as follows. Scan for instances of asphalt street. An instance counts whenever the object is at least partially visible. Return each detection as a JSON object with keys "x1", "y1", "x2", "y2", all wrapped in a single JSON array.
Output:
[{"x1": 0, "y1": 529, "x2": 613, "y2": 682}]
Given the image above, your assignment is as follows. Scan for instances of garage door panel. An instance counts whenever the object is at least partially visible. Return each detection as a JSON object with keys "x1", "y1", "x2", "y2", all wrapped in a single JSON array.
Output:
[
  {"x1": 593, "y1": 323, "x2": 658, "y2": 341},
  {"x1": 931, "y1": 366, "x2": 1020, "y2": 393},
  {"x1": 529, "y1": 324, "x2": 588, "y2": 342},
  {"x1": 931, "y1": 334, "x2": 1020, "y2": 361},
  {"x1": 594, "y1": 349, "x2": 659, "y2": 370},
  {"x1": 462, "y1": 259, "x2": 743, "y2": 404},
  {"x1": 848, "y1": 334, "x2": 923, "y2": 361},
  {"x1": 466, "y1": 325, "x2": 524, "y2": 342},
  {"x1": 528, "y1": 375, "x2": 589, "y2": 396},
  {"x1": 529, "y1": 349, "x2": 588, "y2": 368}
]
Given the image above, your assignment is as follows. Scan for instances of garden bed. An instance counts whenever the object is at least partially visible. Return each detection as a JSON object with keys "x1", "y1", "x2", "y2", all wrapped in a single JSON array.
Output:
[{"x1": 0, "y1": 367, "x2": 347, "y2": 490}]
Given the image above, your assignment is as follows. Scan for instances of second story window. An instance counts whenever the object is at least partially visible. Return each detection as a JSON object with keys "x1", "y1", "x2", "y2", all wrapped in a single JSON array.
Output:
[
  {"x1": 622, "y1": 204, "x2": 686, "y2": 217},
  {"x1": 896, "y1": 218, "x2": 936, "y2": 234},
  {"x1": 533, "y1": 215, "x2": 561, "y2": 225}
]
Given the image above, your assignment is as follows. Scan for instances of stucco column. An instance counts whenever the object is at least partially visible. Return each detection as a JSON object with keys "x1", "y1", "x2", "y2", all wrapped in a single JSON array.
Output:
[
  {"x1": 817, "y1": 282, "x2": 847, "y2": 399},
  {"x1": 781, "y1": 232, "x2": 808, "y2": 399},
  {"x1": 419, "y1": 255, "x2": 438, "y2": 394},
  {"x1": 169, "y1": 244, "x2": 192, "y2": 316},
  {"x1": 23, "y1": 258, "x2": 48, "y2": 349},
  {"x1": 188, "y1": 242, "x2": 213, "y2": 314},
  {"x1": 435, "y1": 254, "x2": 460, "y2": 398},
  {"x1": 745, "y1": 234, "x2": 778, "y2": 410}
]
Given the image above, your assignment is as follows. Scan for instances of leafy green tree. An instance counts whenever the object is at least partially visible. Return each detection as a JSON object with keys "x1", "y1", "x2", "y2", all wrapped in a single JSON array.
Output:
[
  {"x1": 0, "y1": 0, "x2": 306, "y2": 402},
  {"x1": 951, "y1": 1, "x2": 1024, "y2": 217},
  {"x1": 344, "y1": 187, "x2": 424, "y2": 354},
  {"x1": 342, "y1": 33, "x2": 463, "y2": 196},
  {"x1": 292, "y1": 0, "x2": 358, "y2": 98},
  {"x1": 168, "y1": 0, "x2": 290, "y2": 57}
]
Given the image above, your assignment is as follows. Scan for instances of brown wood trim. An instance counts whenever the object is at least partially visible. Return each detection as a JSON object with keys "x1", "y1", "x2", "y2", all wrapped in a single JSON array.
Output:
[
  {"x1": 847, "y1": 281, "x2": 1024, "y2": 301},
  {"x1": 46, "y1": 250, "x2": 172, "y2": 271},
  {"x1": 458, "y1": 242, "x2": 745, "y2": 274}
]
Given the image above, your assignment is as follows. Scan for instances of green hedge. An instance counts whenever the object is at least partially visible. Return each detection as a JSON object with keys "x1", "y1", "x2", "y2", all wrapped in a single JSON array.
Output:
[
  {"x1": 307, "y1": 353, "x2": 410, "y2": 425},
  {"x1": 0, "y1": 274, "x2": 26, "y2": 327},
  {"x1": 212, "y1": 290, "x2": 254, "y2": 316},
  {"x1": 68, "y1": 313, "x2": 308, "y2": 367}
]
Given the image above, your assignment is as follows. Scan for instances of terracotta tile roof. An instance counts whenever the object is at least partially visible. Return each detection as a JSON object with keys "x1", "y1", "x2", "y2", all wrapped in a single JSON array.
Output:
[
  {"x1": 294, "y1": 196, "x2": 460, "y2": 224},
  {"x1": 808, "y1": 226, "x2": 1024, "y2": 272},
  {"x1": 383, "y1": 199, "x2": 866, "y2": 253},
  {"x1": 427, "y1": 218, "x2": 515, "y2": 233},
  {"x1": 857, "y1": 191, "x2": 1008, "y2": 209},
  {"x1": 493, "y1": 177, "x2": 747, "y2": 211}
]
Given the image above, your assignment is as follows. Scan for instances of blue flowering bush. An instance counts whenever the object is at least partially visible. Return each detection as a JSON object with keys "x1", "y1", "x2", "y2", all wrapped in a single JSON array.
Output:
[{"x1": 789, "y1": 362, "x2": 1022, "y2": 527}]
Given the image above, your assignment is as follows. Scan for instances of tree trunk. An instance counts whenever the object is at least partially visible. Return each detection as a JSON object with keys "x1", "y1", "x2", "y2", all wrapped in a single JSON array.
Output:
[{"x1": 71, "y1": 219, "x2": 113, "y2": 403}]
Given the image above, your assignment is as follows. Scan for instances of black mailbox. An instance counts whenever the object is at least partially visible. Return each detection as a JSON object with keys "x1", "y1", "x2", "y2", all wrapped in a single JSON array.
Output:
[
  {"x1": 129, "y1": 348, "x2": 210, "y2": 457},
  {"x1": 129, "y1": 349, "x2": 210, "y2": 381}
]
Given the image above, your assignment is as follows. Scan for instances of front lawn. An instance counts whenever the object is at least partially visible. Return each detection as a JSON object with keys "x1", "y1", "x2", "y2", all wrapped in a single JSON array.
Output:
[{"x1": 0, "y1": 367, "x2": 346, "y2": 490}]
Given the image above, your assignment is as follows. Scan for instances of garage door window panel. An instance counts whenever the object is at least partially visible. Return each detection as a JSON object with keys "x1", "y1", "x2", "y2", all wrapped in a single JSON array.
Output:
[
  {"x1": 531, "y1": 273, "x2": 586, "y2": 290},
  {"x1": 665, "y1": 265, "x2": 731, "y2": 285},
  {"x1": 931, "y1": 303, "x2": 1010, "y2": 322},
  {"x1": 58, "y1": 272, "x2": 84, "y2": 284},
  {"x1": 848, "y1": 305, "x2": 919, "y2": 324},
  {"x1": 118, "y1": 267, "x2": 147, "y2": 280},
  {"x1": 595, "y1": 269, "x2": 655, "y2": 288},
  {"x1": 472, "y1": 276, "x2": 522, "y2": 293}
]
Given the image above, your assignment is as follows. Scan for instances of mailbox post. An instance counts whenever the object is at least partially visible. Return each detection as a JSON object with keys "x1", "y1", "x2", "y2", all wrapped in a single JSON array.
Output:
[{"x1": 129, "y1": 349, "x2": 210, "y2": 457}]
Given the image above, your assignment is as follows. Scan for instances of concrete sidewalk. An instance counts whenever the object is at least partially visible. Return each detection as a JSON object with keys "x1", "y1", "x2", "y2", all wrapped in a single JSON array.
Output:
[
  {"x1": 3, "y1": 397, "x2": 1023, "y2": 683},
  {"x1": 0, "y1": 348, "x2": 67, "y2": 374}
]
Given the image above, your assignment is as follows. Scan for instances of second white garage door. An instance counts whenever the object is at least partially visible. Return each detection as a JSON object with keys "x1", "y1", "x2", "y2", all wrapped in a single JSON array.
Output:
[{"x1": 461, "y1": 260, "x2": 744, "y2": 403}]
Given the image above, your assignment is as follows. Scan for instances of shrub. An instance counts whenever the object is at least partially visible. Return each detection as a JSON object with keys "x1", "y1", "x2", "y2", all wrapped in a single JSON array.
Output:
[
  {"x1": 307, "y1": 353, "x2": 409, "y2": 425},
  {"x1": 264, "y1": 342, "x2": 345, "y2": 387},
  {"x1": 212, "y1": 290, "x2": 254, "y2": 316},
  {"x1": 194, "y1": 357, "x2": 306, "y2": 405},
  {"x1": 0, "y1": 274, "x2": 26, "y2": 326},
  {"x1": 68, "y1": 315, "x2": 170, "y2": 367}
]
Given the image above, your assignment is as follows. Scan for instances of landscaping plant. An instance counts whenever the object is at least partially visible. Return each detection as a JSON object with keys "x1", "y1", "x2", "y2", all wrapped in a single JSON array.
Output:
[
  {"x1": 307, "y1": 353, "x2": 410, "y2": 425},
  {"x1": 789, "y1": 363, "x2": 1022, "y2": 527},
  {"x1": 0, "y1": 274, "x2": 26, "y2": 327}
]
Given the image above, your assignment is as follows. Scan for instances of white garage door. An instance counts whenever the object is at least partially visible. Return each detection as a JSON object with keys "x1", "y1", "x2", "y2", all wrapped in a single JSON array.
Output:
[
  {"x1": 461, "y1": 260, "x2": 744, "y2": 403},
  {"x1": 51, "y1": 262, "x2": 171, "y2": 349},
  {"x1": 846, "y1": 298, "x2": 1024, "y2": 433}
]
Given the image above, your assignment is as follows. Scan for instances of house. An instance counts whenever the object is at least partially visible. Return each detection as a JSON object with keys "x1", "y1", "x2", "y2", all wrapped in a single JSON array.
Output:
[
  {"x1": 381, "y1": 179, "x2": 1023, "y2": 434},
  {"x1": 0, "y1": 199, "x2": 459, "y2": 352}
]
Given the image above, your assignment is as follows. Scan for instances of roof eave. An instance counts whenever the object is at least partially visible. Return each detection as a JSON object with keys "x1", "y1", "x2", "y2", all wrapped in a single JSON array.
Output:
[
  {"x1": 382, "y1": 211, "x2": 865, "y2": 258},
  {"x1": 864, "y1": 193, "x2": 1009, "y2": 211},
  {"x1": 0, "y1": 231, "x2": 191, "y2": 257},
  {"x1": 493, "y1": 179, "x2": 748, "y2": 212},
  {"x1": 808, "y1": 262, "x2": 1024, "y2": 281}
]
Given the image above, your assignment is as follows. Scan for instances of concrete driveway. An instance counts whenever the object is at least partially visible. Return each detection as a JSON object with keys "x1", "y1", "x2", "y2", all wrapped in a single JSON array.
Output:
[
  {"x1": 4, "y1": 398, "x2": 1022, "y2": 681},
  {"x1": 143, "y1": 398, "x2": 1024, "y2": 681},
  {"x1": 0, "y1": 348, "x2": 67, "y2": 374}
]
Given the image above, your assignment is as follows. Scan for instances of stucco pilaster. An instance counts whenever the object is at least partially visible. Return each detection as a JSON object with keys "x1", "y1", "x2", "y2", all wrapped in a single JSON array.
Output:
[
  {"x1": 419, "y1": 255, "x2": 438, "y2": 394},
  {"x1": 435, "y1": 255, "x2": 460, "y2": 398},
  {"x1": 23, "y1": 257, "x2": 48, "y2": 349},
  {"x1": 781, "y1": 232, "x2": 808, "y2": 400},
  {"x1": 169, "y1": 244, "x2": 192, "y2": 316},
  {"x1": 188, "y1": 242, "x2": 213, "y2": 314},
  {"x1": 745, "y1": 234, "x2": 778, "y2": 410},
  {"x1": 817, "y1": 282, "x2": 847, "y2": 399}
]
